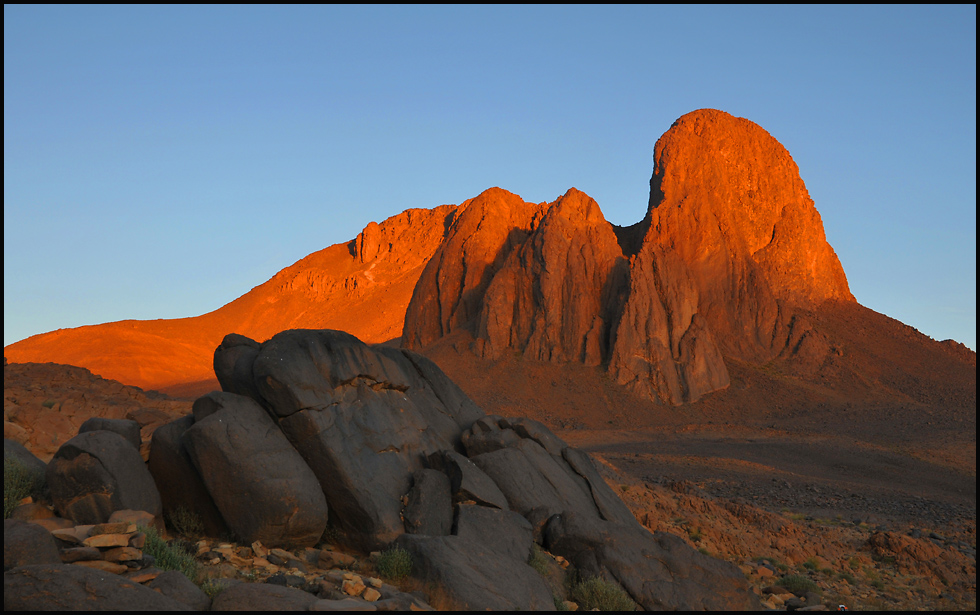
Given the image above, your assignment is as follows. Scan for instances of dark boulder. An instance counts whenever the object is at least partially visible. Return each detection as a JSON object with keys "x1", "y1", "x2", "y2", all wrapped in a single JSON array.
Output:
[
  {"x1": 4, "y1": 564, "x2": 190, "y2": 610},
  {"x1": 214, "y1": 330, "x2": 483, "y2": 550},
  {"x1": 210, "y1": 581, "x2": 319, "y2": 611},
  {"x1": 452, "y1": 503, "x2": 533, "y2": 563},
  {"x1": 4, "y1": 438, "x2": 47, "y2": 477},
  {"x1": 403, "y1": 470, "x2": 452, "y2": 536},
  {"x1": 467, "y1": 427, "x2": 599, "y2": 520},
  {"x1": 212, "y1": 333, "x2": 263, "y2": 402},
  {"x1": 4, "y1": 519, "x2": 61, "y2": 571},
  {"x1": 429, "y1": 449, "x2": 507, "y2": 509},
  {"x1": 46, "y1": 430, "x2": 161, "y2": 524},
  {"x1": 545, "y1": 511, "x2": 760, "y2": 611},
  {"x1": 182, "y1": 391, "x2": 327, "y2": 548},
  {"x1": 147, "y1": 415, "x2": 228, "y2": 537},
  {"x1": 146, "y1": 570, "x2": 212, "y2": 611},
  {"x1": 395, "y1": 533, "x2": 555, "y2": 611},
  {"x1": 77, "y1": 418, "x2": 142, "y2": 451}
]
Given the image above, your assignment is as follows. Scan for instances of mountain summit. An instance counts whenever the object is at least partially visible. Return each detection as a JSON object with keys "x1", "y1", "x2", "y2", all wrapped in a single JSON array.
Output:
[
  {"x1": 404, "y1": 110, "x2": 853, "y2": 404},
  {"x1": 5, "y1": 110, "x2": 971, "y2": 413}
]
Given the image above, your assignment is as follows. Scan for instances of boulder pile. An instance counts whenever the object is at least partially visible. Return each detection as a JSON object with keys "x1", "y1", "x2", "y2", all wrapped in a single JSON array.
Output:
[{"x1": 6, "y1": 328, "x2": 761, "y2": 610}]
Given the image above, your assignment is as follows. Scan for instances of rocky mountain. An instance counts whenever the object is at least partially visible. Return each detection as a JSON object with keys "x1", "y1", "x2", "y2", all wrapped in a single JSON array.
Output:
[{"x1": 4, "y1": 109, "x2": 974, "y2": 414}]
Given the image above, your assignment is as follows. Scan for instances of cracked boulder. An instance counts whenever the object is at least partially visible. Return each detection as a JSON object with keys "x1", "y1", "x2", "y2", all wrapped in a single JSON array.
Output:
[
  {"x1": 182, "y1": 391, "x2": 328, "y2": 548},
  {"x1": 212, "y1": 329, "x2": 484, "y2": 550},
  {"x1": 46, "y1": 430, "x2": 161, "y2": 525}
]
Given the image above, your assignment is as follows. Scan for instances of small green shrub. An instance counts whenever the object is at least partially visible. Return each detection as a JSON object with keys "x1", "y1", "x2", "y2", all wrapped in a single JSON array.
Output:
[
  {"x1": 777, "y1": 574, "x2": 819, "y2": 594},
  {"x1": 41, "y1": 399, "x2": 56, "y2": 409},
  {"x1": 802, "y1": 557, "x2": 818, "y2": 570},
  {"x1": 375, "y1": 546, "x2": 412, "y2": 581},
  {"x1": 4, "y1": 457, "x2": 45, "y2": 519},
  {"x1": 838, "y1": 571, "x2": 856, "y2": 585},
  {"x1": 528, "y1": 544, "x2": 551, "y2": 576},
  {"x1": 570, "y1": 576, "x2": 637, "y2": 611},
  {"x1": 139, "y1": 524, "x2": 199, "y2": 582},
  {"x1": 688, "y1": 527, "x2": 703, "y2": 542},
  {"x1": 200, "y1": 579, "x2": 224, "y2": 598},
  {"x1": 166, "y1": 506, "x2": 204, "y2": 538}
]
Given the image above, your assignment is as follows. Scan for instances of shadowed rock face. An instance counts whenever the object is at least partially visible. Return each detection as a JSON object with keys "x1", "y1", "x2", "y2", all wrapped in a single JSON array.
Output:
[
  {"x1": 137, "y1": 328, "x2": 758, "y2": 609},
  {"x1": 404, "y1": 109, "x2": 854, "y2": 404},
  {"x1": 212, "y1": 329, "x2": 485, "y2": 550}
]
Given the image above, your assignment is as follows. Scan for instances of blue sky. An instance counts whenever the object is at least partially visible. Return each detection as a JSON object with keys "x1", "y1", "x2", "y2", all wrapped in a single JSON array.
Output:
[{"x1": 4, "y1": 5, "x2": 976, "y2": 350}]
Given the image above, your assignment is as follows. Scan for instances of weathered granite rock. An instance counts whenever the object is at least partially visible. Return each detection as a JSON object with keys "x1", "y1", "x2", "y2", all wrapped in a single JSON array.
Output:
[
  {"x1": 4, "y1": 438, "x2": 47, "y2": 476},
  {"x1": 210, "y1": 581, "x2": 319, "y2": 611},
  {"x1": 395, "y1": 533, "x2": 555, "y2": 611},
  {"x1": 146, "y1": 570, "x2": 212, "y2": 611},
  {"x1": 212, "y1": 333, "x2": 263, "y2": 402},
  {"x1": 452, "y1": 503, "x2": 533, "y2": 563},
  {"x1": 4, "y1": 564, "x2": 191, "y2": 610},
  {"x1": 544, "y1": 511, "x2": 759, "y2": 611},
  {"x1": 428, "y1": 449, "x2": 507, "y2": 509},
  {"x1": 46, "y1": 430, "x2": 161, "y2": 524},
  {"x1": 4, "y1": 519, "x2": 61, "y2": 571},
  {"x1": 182, "y1": 392, "x2": 328, "y2": 548},
  {"x1": 77, "y1": 418, "x2": 142, "y2": 451},
  {"x1": 403, "y1": 470, "x2": 452, "y2": 536},
  {"x1": 465, "y1": 418, "x2": 599, "y2": 520},
  {"x1": 213, "y1": 329, "x2": 483, "y2": 550},
  {"x1": 147, "y1": 415, "x2": 229, "y2": 537}
]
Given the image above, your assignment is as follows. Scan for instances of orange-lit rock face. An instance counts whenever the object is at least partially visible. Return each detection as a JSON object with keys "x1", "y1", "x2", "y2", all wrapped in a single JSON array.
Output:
[
  {"x1": 649, "y1": 109, "x2": 853, "y2": 307},
  {"x1": 6, "y1": 109, "x2": 858, "y2": 406},
  {"x1": 405, "y1": 110, "x2": 854, "y2": 404},
  {"x1": 403, "y1": 187, "x2": 547, "y2": 349}
]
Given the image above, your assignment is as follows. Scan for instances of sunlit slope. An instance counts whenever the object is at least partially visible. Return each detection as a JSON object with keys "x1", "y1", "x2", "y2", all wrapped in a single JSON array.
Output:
[{"x1": 4, "y1": 206, "x2": 456, "y2": 395}]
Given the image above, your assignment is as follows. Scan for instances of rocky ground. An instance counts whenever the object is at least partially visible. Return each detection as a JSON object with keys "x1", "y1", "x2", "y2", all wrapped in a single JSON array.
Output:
[
  {"x1": 3, "y1": 361, "x2": 189, "y2": 461},
  {"x1": 576, "y1": 439, "x2": 976, "y2": 611},
  {"x1": 4, "y1": 358, "x2": 976, "y2": 610}
]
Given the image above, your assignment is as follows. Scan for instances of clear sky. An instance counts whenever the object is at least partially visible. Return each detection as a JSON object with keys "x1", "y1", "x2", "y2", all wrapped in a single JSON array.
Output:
[{"x1": 4, "y1": 6, "x2": 976, "y2": 350}]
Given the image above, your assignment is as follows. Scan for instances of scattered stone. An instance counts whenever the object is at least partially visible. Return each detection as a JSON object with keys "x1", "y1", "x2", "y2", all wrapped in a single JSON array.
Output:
[
  {"x1": 83, "y1": 533, "x2": 133, "y2": 548},
  {"x1": 72, "y1": 559, "x2": 130, "y2": 574},
  {"x1": 102, "y1": 546, "x2": 143, "y2": 562},
  {"x1": 59, "y1": 546, "x2": 102, "y2": 563},
  {"x1": 319, "y1": 549, "x2": 356, "y2": 569}
]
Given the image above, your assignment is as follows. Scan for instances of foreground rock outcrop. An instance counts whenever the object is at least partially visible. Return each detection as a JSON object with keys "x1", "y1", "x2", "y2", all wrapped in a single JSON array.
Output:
[{"x1": 141, "y1": 328, "x2": 760, "y2": 609}]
